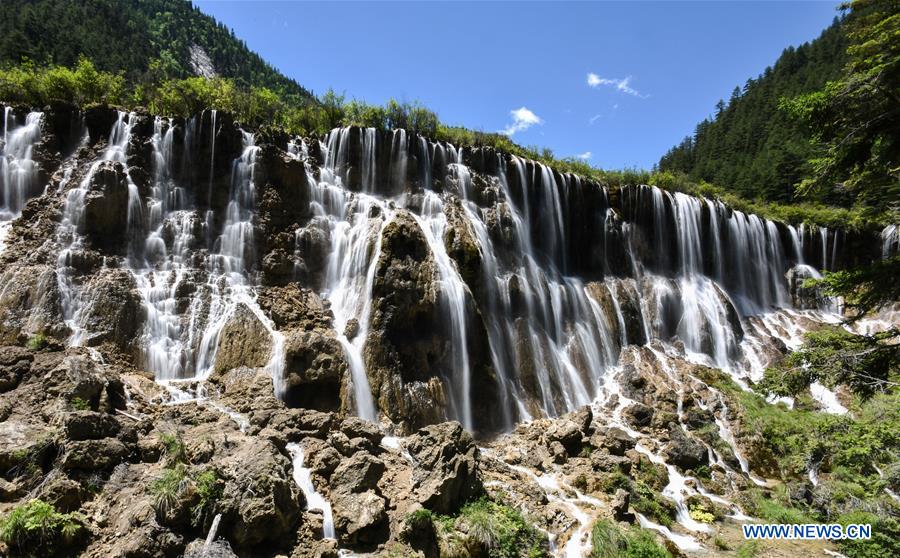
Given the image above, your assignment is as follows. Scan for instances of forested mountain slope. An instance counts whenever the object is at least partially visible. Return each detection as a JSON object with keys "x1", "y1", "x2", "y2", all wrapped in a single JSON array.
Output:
[
  {"x1": 0, "y1": 0, "x2": 313, "y2": 102},
  {"x1": 659, "y1": 18, "x2": 848, "y2": 202}
]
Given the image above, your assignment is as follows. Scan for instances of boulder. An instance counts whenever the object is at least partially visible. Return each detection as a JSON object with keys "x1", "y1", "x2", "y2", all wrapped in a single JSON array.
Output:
[
  {"x1": 61, "y1": 438, "x2": 129, "y2": 471},
  {"x1": 332, "y1": 489, "x2": 388, "y2": 547},
  {"x1": 0, "y1": 346, "x2": 33, "y2": 392},
  {"x1": 405, "y1": 422, "x2": 482, "y2": 514},
  {"x1": 664, "y1": 427, "x2": 708, "y2": 470},
  {"x1": 64, "y1": 410, "x2": 121, "y2": 441},
  {"x1": 611, "y1": 488, "x2": 635, "y2": 522},
  {"x1": 590, "y1": 426, "x2": 635, "y2": 456},
  {"x1": 330, "y1": 453, "x2": 385, "y2": 494},
  {"x1": 75, "y1": 268, "x2": 143, "y2": 349},
  {"x1": 544, "y1": 419, "x2": 584, "y2": 455},
  {"x1": 623, "y1": 403, "x2": 654, "y2": 427},
  {"x1": 214, "y1": 303, "x2": 273, "y2": 373},
  {"x1": 82, "y1": 161, "x2": 131, "y2": 243}
]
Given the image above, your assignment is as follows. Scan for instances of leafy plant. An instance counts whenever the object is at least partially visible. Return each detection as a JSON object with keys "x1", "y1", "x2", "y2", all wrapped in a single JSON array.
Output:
[
  {"x1": 0, "y1": 499, "x2": 83, "y2": 556},
  {"x1": 158, "y1": 432, "x2": 187, "y2": 464},
  {"x1": 25, "y1": 332, "x2": 48, "y2": 351},
  {"x1": 688, "y1": 503, "x2": 715, "y2": 524},
  {"x1": 70, "y1": 397, "x2": 90, "y2": 411}
]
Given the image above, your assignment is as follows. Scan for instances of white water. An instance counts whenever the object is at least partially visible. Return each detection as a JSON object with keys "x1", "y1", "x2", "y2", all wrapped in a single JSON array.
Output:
[
  {"x1": 1, "y1": 109, "x2": 44, "y2": 220},
  {"x1": 286, "y1": 442, "x2": 336, "y2": 540}
]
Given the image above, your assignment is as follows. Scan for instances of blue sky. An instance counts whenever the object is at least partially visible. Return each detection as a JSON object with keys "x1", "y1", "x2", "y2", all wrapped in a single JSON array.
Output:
[{"x1": 195, "y1": 1, "x2": 841, "y2": 170}]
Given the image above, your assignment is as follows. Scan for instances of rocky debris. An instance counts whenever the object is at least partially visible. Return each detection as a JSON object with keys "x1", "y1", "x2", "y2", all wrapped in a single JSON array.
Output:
[
  {"x1": 406, "y1": 422, "x2": 482, "y2": 514},
  {"x1": 0, "y1": 346, "x2": 33, "y2": 392}
]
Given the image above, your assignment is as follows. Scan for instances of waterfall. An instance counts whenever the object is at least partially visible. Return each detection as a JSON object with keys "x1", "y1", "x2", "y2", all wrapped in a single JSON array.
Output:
[
  {"x1": 56, "y1": 111, "x2": 136, "y2": 345},
  {"x1": 287, "y1": 442, "x2": 336, "y2": 540},
  {"x1": 883, "y1": 224, "x2": 899, "y2": 259},
  {"x1": 1, "y1": 110, "x2": 44, "y2": 221}
]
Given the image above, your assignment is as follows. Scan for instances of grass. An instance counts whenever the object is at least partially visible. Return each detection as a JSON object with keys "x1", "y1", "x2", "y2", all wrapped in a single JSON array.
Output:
[
  {"x1": 0, "y1": 499, "x2": 82, "y2": 556},
  {"x1": 149, "y1": 463, "x2": 190, "y2": 518},
  {"x1": 190, "y1": 468, "x2": 222, "y2": 528},
  {"x1": 736, "y1": 541, "x2": 761, "y2": 558},
  {"x1": 630, "y1": 482, "x2": 675, "y2": 528},
  {"x1": 25, "y1": 332, "x2": 48, "y2": 351},
  {"x1": 158, "y1": 432, "x2": 187, "y2": 464},
  {"x1": 590, "y1": 520, "x2": 671, "y2": 558},
  {"x1": 70, "y1": 397, "x2": 90, "y2": 411},
  {"x1": 431, "y1": 498, "x2": 548, "y2": 558}
]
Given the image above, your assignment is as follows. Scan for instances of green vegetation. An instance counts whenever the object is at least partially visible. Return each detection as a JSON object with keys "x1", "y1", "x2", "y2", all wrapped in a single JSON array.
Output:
[
  {"x1": 149, "y1": 462, "x2": 190, "y2": 518},
  {"x1": 158, "y1": 431, "x2": 187, "y2": 464},
  {"x1": 411, "y1": 498, "x2": 547, "y2": 558},
  {"x1": 630, "y1": 482, "x2": 675, "y2": 528},
  {"x1": 735, "y1": 541, "x2": 761, "y2": 558},
  {"x1": 0, "y1": 0, "x2": 312, "y2": 101},
  {"x1": 761, "y1": 325, "x2": 899, "y2": 400},
  {"x1": 69, "y1": 396, "x2": 91, "y2": 411},
  {"x1": 190, "y1": 468, "x2": 223, "y2": 527},
  {"x1": 0, "y1": 499, "x2": 82, "y2": 556},
  {"x1": 659, "y1": 18, "x2": 848, "y2": 203},
  {"x1": 589, "y1": 519, "x2": 671, "y2": 558},
  {"x1": 25, "y1": 332, "x2": 48, "y2": 351}
]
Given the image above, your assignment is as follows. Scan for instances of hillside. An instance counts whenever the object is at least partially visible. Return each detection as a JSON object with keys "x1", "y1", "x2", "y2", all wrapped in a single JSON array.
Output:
[
  {"x1": 659, "y1": 18, "x2": 848, "y2": 203},
  {"x1": 0, "y1": 0, "x2": 313, "y2": 102}
]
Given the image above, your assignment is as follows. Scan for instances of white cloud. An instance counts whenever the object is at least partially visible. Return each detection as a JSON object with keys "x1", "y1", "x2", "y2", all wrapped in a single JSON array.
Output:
[
  {"x1": 586, "y1": 73, "x2": 648, "y2": 98},
  {"x1": 589, "y1": 113, "x2": 602, "y2": 125},
  {"x1": 576, "y1": 151, "x2": 592, "y2": 161},
  {"x1": 501, "y1": 107, "x2": 542, "y2": 136}
]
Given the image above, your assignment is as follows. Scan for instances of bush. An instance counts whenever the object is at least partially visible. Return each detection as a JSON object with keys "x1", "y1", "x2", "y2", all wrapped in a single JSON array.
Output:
[
  {"x1": 630, "y1": 482, "x2": 675, "y2": 527},
  {"x1": 688, "y1": 503, "x2": 715, "y2": 524},
  {"x1": 436, "y1": 498, "x2": 548, "y2": 558},
  {"x1": 590, "y1": 520, "x2": 670, "y2": 558},
  {"x1": 25, "y1": 332, "x2": 48, "y2": 351},
  {"x1": 0, "y1": 499, "x2": 83, "y2": 556},
  {"x1": 191, "y1": 468, "x2": 223, "y2": 527}
]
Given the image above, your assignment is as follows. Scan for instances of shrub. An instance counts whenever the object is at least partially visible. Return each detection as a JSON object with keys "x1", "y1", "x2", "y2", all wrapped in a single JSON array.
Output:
[
  {"x1": 25, "y1": 332, "x2": 48, "y2": 351},
  {"x1": 630, "y1": 482, "x2": 675, "y2": 527},
  {"x1": 70, "y1": 397, "x2": 90, "y2": 411},
  {"x1": 191, "y1": 468, "x2": 222, "y2": 527},
  {"x1": 590, "y1": 519, "x2": 626, "y2": 558},
  {"x1": 623, "y1": 528, "x2": 670, "y2": 558},
  {"x1": 440, "y1": 498, "x2": 548, "y2": 558},
  {"x1": 0, "y1": 499, "x2": 83, "y2": 556}
]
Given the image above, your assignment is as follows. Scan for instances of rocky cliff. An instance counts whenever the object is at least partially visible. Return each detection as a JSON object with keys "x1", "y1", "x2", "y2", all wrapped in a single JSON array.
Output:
[{"x1": 0, "y1": 104, "x2": 890, "y2": 557}]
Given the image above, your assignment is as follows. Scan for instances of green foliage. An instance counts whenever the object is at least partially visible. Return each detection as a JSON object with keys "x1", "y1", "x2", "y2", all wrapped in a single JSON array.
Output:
[
  {"x1": 835, "y1": 510, "x2": 900, "y2": 558},
  {"x1": 404, "y1": 508, "x2": 434, "y2": 530},
  {"x1": 158, "y1": 432, "x2": 187, "y2": 464},
  {"x1": 783, "y1": 0, "x2": 900, "y2": 212},
  {"x1": 0, "y1": 499, "x2": 82, "y2": 556},
  {"x1": 630, "y1": 482, "x2": 675, "y2": 527},
  {"x1": 70, "y1": 397, "x2": 90, "y2": 411},
  {"x1": 736, "y1": 541, "x2": 761, "y2": 558},
  {"x1": 816, "y1": 257, "x2": 900, "y2": 320},
  {"x1": 25, "y1": 332, "x2": 48, "y2": 351},
  {"x1": 713, "y1": 536, "x2": 731, "y2": 551},
  {"x1": 590, "y1": 519, "x2": 626, "y2": 558},
  {"x1": 190, "y1": 468, "x2": 222, "y2": 528},
  {"x1": 434, "y1": 498, "x2": 548, "y2": 558},
  {"x1": 149, "y1": 463, "x2": 189, "y2": 518},
  {"x1": 761, "y1": 325, "x2": 899, "y2": 400},
  {"x1": 659, "y1": 18, "x2": 848, "y2": 203},
  {"x1": 599, "y1": 471, "x2": 633, "y2": 494},
  {"x1": 0, "y1": 57, "x2": 125, "y2": 106},
  {"x1": 590, "y1": 520, "x2": 671, "y2": 558}
]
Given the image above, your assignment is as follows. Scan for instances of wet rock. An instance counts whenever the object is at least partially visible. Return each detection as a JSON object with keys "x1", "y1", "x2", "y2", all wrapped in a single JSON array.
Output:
[
  {"x1": 217, "y1": 437, "x2": 301, "y2": 549},
  {"x1": 591, "y1": 426, "x2": 636, "y2": 456},
  {"x1": 544, "y1": 419, "x2": 584, "y2": 455},
  {"x1": 184, "y1": 538, "x2": 239, "y2": 558},
  {"x1": 71, "y1": 269, "x2": 144, "y2": 349},
  {"x1": 34, "y1": 471, "x2": 88, "y2": 512},
  {"x1": 281, "y1": 329, "x2": 346, "y2": 412},
  {"x1": 340, "y1": 417, "x2": 382, "y2": 445},
  {"x1": 64, "y1": 410, "x2": 121, "y2": 440},
  {"x1": 664, "y1": 426, "x2": 708, "y2": 470},
  {"x1": 82, "y1": 161, "x2": 131, "y2": 243},
  {"x1": 0, "y1": 265, "x2": 64, "y2": 344},
  {"x1": 612, "y1": 488, "x2": 635, "y2": 522},
  {"x1": 406, "y1": 422, "x2": 482, "y2": 514},
  {"x1": 623, "y1": 402, "x2": 654, "y2": 427},
  {"x1": 0, "y1": 420, "x2": 55, "y2": 472},
  {"x1": 214, "y1": 303, "x2": 273, "y2": 373}
]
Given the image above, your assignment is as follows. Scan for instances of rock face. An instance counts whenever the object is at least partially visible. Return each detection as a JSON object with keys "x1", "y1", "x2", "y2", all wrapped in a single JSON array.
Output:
[
  {"x1": 214, "y1": 303, "x2": 273, "y2": 373},
  {"x1": 405, "y1": 422, "x2": 482, "y2": 514}
]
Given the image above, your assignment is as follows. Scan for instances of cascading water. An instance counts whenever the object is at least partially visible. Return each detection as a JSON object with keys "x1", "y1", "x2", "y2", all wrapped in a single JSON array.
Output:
[{"x1": 1, "y1": 109, "x2": 44, "y2": 220}]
